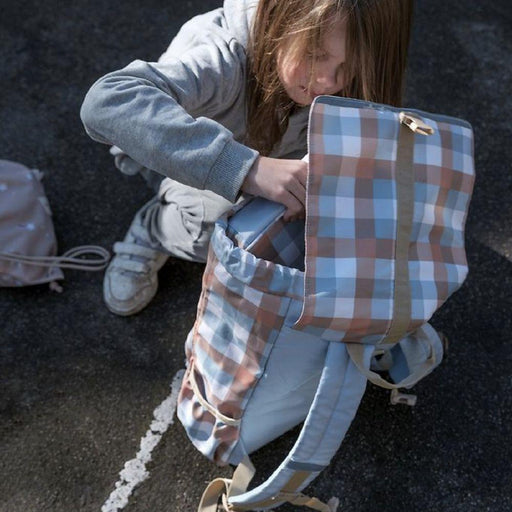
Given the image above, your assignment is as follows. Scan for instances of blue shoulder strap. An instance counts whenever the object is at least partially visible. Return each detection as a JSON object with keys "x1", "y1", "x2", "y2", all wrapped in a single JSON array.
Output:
[{"x1": 198, "y1": 341, "x2": 373, "y2": 512}]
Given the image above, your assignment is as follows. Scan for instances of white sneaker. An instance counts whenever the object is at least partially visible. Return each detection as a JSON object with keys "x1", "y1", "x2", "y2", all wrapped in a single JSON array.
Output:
[{"x1": 103, "y1": 203, "x2": 169, "y2": 316}]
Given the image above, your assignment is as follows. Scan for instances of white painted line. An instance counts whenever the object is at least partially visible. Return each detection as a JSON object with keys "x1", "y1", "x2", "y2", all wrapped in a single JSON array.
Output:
[{"x1": 101, "y1": 369, "x2": 185, "y2": 512}]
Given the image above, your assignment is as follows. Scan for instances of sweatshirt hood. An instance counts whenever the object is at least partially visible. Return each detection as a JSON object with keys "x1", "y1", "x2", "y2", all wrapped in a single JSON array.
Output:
[{"x1": 223, "y1": 0, "x2": 258, "y2": 48}]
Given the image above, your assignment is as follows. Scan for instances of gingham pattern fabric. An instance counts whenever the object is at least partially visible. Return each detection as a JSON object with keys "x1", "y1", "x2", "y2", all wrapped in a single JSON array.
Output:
[
  {"x1": 178, "y1": 223, "x2": 305, "y2": 465},
  {"x1": 293, "y1": 97, "x2": 474, "y2": 343},
  {"x1": 225, "y1": 197, "x2": 305, "y2": 270},
  {"x1": 177, "y1": 96, "x2": 474, "y2": 466},
  {"x1": 238, "y1": 212, "x2": 305, "y2": 271}
]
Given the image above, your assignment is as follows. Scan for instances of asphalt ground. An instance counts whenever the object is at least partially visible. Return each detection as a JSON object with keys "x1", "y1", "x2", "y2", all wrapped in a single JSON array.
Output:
[{"x1": 1, "y1": 1, "x2": 511, "y2": 511}]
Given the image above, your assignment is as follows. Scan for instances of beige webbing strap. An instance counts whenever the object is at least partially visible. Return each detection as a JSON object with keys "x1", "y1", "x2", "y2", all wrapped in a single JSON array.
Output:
[
  {"x1": 188, "y1": 362, "x2": 241, "y2": 427},
  {"x1": 384, "y1": 112, "x2": 434, "y2": 344},
  {"x1": 228, "y1": 457, "x2": 256, "y2": 498},
  {"x1": 198, "y1": 460, "x2": 338, "y2": 512},
  {"x1": 282, "y1": 492, "x2": 339, "y2": 511},
  {"x1": 346, "y1": 341, "x2": 436, "y2": 390},
  {"x1": 226, "y1": 471, "x2": 337, "y2": 512},
  {"x1": 347, "y1": 113, "x2": 437, "y2": 391},
  {"x1": 198, "y1": 478, "x2": 233, "y2": 512},
  {"x1": 198, "y1": 457, "x2": 255, "y2": 512},
  {"x1": 226, "y1": 471, "x2": 310, "y2": 510},
  {"x1": 383, "y1": 117, "x2": 415, "y2": 344}
]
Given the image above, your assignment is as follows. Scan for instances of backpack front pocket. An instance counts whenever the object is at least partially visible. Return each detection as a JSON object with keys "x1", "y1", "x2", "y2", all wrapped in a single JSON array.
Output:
[{"x1": 178, "y1": 223, "x2": 303, "y2": 465}]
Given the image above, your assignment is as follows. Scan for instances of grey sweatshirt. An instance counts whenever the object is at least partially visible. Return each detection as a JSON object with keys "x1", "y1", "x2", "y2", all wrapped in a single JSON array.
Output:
[{"x1": 80, "y1": 0, "x2": 309, "y2": 203}]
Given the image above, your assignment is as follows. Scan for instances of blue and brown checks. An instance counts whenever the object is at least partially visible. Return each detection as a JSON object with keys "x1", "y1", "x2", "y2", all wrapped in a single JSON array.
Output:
[
  {"x1": 294, "y1": 98, "x2": 474, "y2": 343},
  {"x1": 177, "y1": 96, "x2": 475, "y2": 465}
]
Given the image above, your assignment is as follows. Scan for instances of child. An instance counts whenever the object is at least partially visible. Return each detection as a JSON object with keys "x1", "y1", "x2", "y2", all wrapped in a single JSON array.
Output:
[{"x1": 80, "y1": 0, "x2": 413, "y2": 316}]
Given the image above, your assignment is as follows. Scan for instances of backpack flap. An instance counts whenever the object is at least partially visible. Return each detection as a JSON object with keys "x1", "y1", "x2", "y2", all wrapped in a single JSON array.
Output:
[{"x1": 292, "y1": 97, "x2": 475, "y2": 345}]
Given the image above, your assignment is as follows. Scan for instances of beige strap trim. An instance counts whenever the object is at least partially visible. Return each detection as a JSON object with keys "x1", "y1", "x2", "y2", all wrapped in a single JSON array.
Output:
[
  {"x1": 227, "y1": 470, "x2": 338, "y2": 511},
  {"x1": 198, "y1": 478, "x2": 232, "y2": 512},
  {"x1": 200, "y1": 462, "x2": 337, "y2": 512},
  {"x1": 198, "y1": 456, "x2": 255, "y2": 512},
  {"x1": 383, "y1": 121, "x2": 415, "y2": 344},
  {"x1": 188, "y1": 362, "x2": 241, "y2": 427},
  {"x1": 228, "y1": 456, "x2": 256, "y2": 498},
  {"x1": 283, "y1": 492, "x2": 338, "y2": 511},
  {"x1": 282, "y1": 470, "x2": 311, "y2": 492},
  {"x1": 227, "y1": 491, "x2": 337, "y2": 512},
  {"x1": 347, "y1": 342, "x2": 436, "y2": 390},
  {"x1": 229, "y1": 470, "x2": 310, "y2": 510},
  {"x1": 384, "y1": 113, "x2": 434, "y2": 344}
]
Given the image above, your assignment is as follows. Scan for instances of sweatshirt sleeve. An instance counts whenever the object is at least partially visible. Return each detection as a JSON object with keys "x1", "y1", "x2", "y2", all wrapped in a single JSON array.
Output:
[{"x1": 80, "y1": 39, "x2": 258, "y2": 202}]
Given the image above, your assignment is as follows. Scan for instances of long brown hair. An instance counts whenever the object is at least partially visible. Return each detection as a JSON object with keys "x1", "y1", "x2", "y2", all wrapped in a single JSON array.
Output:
[{"x1": 246, "y1": 0, "x2": 414, "y2": 155}]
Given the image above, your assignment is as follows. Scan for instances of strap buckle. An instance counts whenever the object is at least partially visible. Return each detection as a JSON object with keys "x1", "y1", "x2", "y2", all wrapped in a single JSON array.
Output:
[
  {"x1": 399, "y1": 112, "x2": 435, "y2": 136},
  {"x1": 390, "y1": 388, "x2": 417, "y2": 407},
  {"x1": 221, "y1": 493, "x2": 235, "y2": 511}
]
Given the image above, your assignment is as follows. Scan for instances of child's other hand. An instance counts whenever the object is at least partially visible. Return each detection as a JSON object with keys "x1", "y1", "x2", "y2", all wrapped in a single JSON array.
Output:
[{"x1": 242, "y1": 156, "x2": 307, "y2": 221}]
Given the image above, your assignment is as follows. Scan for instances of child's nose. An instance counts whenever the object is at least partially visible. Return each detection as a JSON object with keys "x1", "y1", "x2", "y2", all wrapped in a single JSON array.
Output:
[{"x1": 314, "y1": 64, "x2": 338, "y2": 89}]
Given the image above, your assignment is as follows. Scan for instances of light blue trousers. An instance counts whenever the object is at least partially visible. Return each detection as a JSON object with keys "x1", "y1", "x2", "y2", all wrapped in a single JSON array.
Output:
[{"x1": 110, "y1": 146, "x2": 234, "y2": 262}]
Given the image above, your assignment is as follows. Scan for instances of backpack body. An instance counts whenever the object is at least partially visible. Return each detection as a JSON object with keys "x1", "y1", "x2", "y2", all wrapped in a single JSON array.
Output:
[{"x1": 177, "y1": 96, "x2": 475, "y2": 511}]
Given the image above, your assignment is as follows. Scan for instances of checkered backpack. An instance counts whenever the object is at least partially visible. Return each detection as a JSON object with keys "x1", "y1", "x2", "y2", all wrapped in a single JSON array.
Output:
[{"x1": 177, "y1": 96, "x2": 475, "y2": 511}]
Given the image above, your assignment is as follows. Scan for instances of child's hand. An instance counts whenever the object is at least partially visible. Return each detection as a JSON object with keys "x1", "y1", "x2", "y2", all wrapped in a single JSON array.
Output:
[{"x1": 242, "y1": 156, "x2": 307, "y2": 221}]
